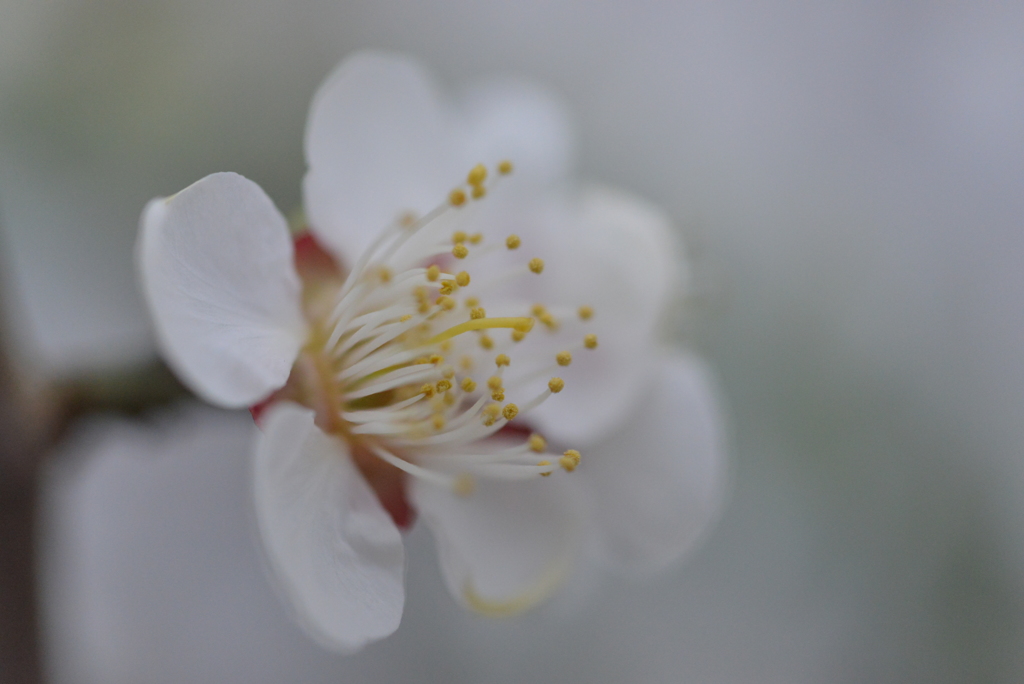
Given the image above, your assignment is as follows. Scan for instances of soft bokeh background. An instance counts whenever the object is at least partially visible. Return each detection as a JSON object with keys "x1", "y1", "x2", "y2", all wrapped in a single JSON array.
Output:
[{"x1": 2, "y1": 1, "x2": 1024, "y2": 681}]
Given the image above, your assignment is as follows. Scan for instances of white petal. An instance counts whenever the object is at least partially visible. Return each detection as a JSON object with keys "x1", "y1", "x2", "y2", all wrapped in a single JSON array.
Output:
[
  {"x1": 531, "y1": 184, "x2": 682, "y2": 444},
  {"x1": 457, "y1": 77, "x2": 576, "y2": 185},
  {"x1": 253, "y1": 403, "x2": 405, "y2": 652},
  {"x1": 303, "y1": 51, "x2": 460, "y2": 262},
  {"x1": 137, "y1": 172, "x2": 305, "y2": 407},
  {"x1": 411, "y1": 474, "x2": 584, "y2": 616},
  {"x1": 582, "y1": 350, "x2": 727, "y2": 575}
]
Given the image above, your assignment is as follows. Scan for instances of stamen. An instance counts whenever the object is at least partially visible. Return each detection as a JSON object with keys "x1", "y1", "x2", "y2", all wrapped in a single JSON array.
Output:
[
  {"x1": 528, "y1": 257, "x2": 544, "y2": 274},
  {"x1": 578, "y1": 305, "x2": 594, "y2": 320},
  {"x1": 584, "y1": 334, "x2": 598, "y2": 349},
  {"x1": 548, "y1": 377, "x2": 565, "y2": 393},
  {"x1": 559, "y1": 449, "x2": 581, "y2": 472},
  {"x1": 556, "y1": 351, "x2": 572, "y2": 366},
  {"x1": 467, "y1": 164, "x2": 487, "y2": 186},
  {"x1": 506, "y1": 234, "x2": 521, "y2": 249},
  {"x1": 425, "y1": 317, "x2": 535, "y2": 346}
]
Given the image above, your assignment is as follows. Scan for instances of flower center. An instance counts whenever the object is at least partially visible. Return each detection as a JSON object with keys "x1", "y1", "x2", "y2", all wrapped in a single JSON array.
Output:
[{"x1": 294, "y1": 162, "x2": 594, "y2": 498}]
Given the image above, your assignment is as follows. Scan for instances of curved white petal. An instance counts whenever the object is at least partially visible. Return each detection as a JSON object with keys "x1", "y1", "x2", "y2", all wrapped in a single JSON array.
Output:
[
  {"x1": 137, "y1": 172, "x2": 305, "y2": 408},
  {"x1": 457, "y1": 77, "x2": 576, "y2": 185},
  {"x1": 253, "y1": 403, "x2": 405, "y2": 652},
  {"x1": 582, "y1": 350, "x2": 727, "y2": 575},
  {"x1": 303, "y1": 51, "x2": 460, "y2": 262},
  {"x1": 411, "y1": 473, "x2": 584, "y2": 616},
  {"x1": 531, "y1": 184, "x2": 683, "y2": 444}
]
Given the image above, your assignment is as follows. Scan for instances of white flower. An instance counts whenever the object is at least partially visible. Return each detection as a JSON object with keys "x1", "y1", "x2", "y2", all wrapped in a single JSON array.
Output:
[{"x1": 136, "y1": 51, "x2": 725, "y2": 653}]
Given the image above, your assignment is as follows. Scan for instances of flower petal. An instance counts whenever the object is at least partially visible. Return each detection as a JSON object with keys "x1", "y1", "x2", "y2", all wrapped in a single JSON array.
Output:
[
  {"x1": 531, "y1": 184, "x2": 682, "y2": 445},
  {"x1": 137, "y1": 172, "x2": 305, "y2": 407},
  {"x1": 253, "y1": 403, "x2": 405, "y2": 652},
  {"x1": 411, "y1": 473, "x2": 584, "y2": 615},
  {"x1": 303, "y1": 51, "x2": 460, "y2": 262},
  {"x1": 582, "y1": 350, "x2": 727, "y2": 575},
  {"x1": 457, "y1": 77, "x2": 576, "y2": 185}
]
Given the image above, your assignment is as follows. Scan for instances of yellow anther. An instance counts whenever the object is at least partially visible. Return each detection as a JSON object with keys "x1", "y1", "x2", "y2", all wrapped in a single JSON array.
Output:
[
  {"x1": 453, "y1": 243, "x2": 469, "y2": 259},
  {"x1": 453, "y1": 473, "x2": 475, "y2": 497},
  {"x1": 502, "y1": 403, "x2": 519, "y2": 420},
  {"x1": 538, "y1": 460, "x2": 552, "y2": 476},
  {"x1": 479, "y1": 334, "x2": 494, "y2": 350},
  {"x1": 399, "y1": 211, "x2": 418, "y2": 228},
  {"x1": 470, "y1": 307, "x2": 486, "y2": 320},
  {"x1": 529, "y1": 257, "x2": 544, "y2": 274},
  {"x1": 556, "y1": 350, "x2": 572, "y2": 366},
  {"x1": 429, "y1": 354, "x2": 445, "y2": 365},
  {"x1": 455, "y1": 271, "x2": 471, "y2": 287},
  {"x1": 414, "y1": 285, "x2": 429, "y2": 301},
  {"x1": 528, "y1": 433, "x2": 546, "y2": 453},
  {"x1": 460, "y1": 355, "x2": 474, "y2": 370},
  {"x1": 495, "y1": 354, "x2": 511, "y2": 367},
  {"x1": 432, "y1": 414, "x2": 446, "y2": 430},
  {"x1": 491, "y1": 390, "x2": 505, "y2": 402},
  {"x1": 400, "y1": 314, "x2": 413, "y2": 322},
  {"x1": 467, "y1": 164, "x2": 488, "y2": 186},
  {"x1": 548, "y1": 377, "x2": 565, "y2": 393},
  {"x1": 531, "y1": 303, "x2": 547, "y2": 317},
  {"x1": 426, "y1": 265, "x2": 441, "y2": 282},
  {"x1": 436, "y1": 379, "x2": 452, "y2": 393},
  {"x1": 439, "y1": 280, "x2": 456, "y2": 295},
  {"x1": 506, "y1": 234, "x2": 521, "y2": 250},
  {"x1": 511, "y1": 329, "x2": 526, "y2": 342},
  {"x1": 443, "y1": 391, "x2": 456, "y2": 406},
  {"x1": 452, "y1": 230, "x2": 468, "y2": 244},
  {"x1": 418, "y1": 301, "x2": 431, "y2": 314},
  {"x1": 482, "y1": 403, "x2": 501, "y2": 425},
  {"x1": 471, "y1": 185, "x2": 487, "y2": 200},
  {"x1": 465, "y1": 296, "x2": 480, "y2": 308},
  {"x1": 441, "y1": 365, "x2": 456, "y2": 379},
  {"x1": 461, "y1": 377, "x2": 477, "y2": 392},
  {"x1": 378, "y1": 266, "x2": 392, "y2": 283},
  {"x1": 487, "y1": 375, "x2": 504, "y2": 391},
  {"x1": 498, "y1": 160, "x2": 513, "y2": 175},
  {"x1": 514, "y1": 318, "x2": 535, "y2": 332},
  {"x1": 540, "y1": 312, "x2": 559, "y2": 330},
  {"x1": 560, "y1": 449, "x2": 581, "y2": 472},
  {"x1": 584, "y1": 333, "x2": 598, "y2": 349},
  {"x1": 449, "y1": 188, "x2": 467, "y2": 206},
  {"x1": 436, "y1": 296, "x2": 456, "y2": 310},
  {"x1": 468, "y1": 233, "x2": 483, "y2": 245},
  {"x1": 420, "y1": 384, "x2": 435, "y2": 397},
  {"x1": 578, "y1": 305, "x2": 594, "y2": 320},
  {"x1": 440, "y1": 339, "x2": 453, "y2": 352}
]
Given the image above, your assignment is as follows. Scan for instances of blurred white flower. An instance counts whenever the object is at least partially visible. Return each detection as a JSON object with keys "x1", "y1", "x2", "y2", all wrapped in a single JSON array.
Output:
[{"x1": 136, "y1": 52, "x2": 724, "y2": 653}]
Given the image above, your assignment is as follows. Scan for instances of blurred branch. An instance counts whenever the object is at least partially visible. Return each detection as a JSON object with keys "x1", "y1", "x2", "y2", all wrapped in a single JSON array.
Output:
[{"x1": 0, "y1": 343, "x2": 190, "y2": 683}]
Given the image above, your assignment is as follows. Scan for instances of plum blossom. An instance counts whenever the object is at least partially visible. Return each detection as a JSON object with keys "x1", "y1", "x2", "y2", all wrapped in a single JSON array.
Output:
[{"x1": 136, "y1": 51, "x2": 725, "y2": 653}]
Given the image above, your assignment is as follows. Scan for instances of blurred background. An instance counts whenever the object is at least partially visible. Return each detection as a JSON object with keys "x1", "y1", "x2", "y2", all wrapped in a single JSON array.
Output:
[{"x1": 2, "y1": 1, "x2": 1024, "y2": 682}]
